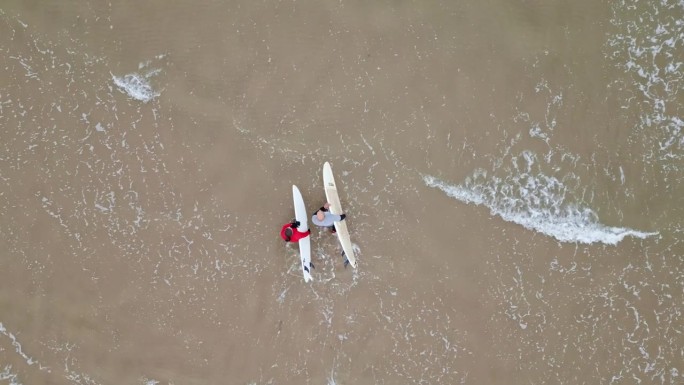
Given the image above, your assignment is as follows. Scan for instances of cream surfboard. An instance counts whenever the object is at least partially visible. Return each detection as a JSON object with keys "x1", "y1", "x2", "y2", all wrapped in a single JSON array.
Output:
[
  {"x1": 292, "y1": 185, "x2": 313, "y2": 282},
  {"x1": 322, "y1": 162, "x2": 357, "y2": 268}
]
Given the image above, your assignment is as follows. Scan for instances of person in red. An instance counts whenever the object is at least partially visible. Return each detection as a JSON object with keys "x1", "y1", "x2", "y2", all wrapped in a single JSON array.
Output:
[{"x1": 280, "y1": 220, "x2": 310, "y2": 242}]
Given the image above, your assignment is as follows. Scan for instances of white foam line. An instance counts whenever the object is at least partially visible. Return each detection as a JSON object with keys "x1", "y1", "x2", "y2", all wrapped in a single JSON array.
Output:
[
  {"x1": 0, "y1": 323, "x2": 51, "y2": 372},
  {"x1": 424, "y1": 175, "x2": 659, "y2": 245}
]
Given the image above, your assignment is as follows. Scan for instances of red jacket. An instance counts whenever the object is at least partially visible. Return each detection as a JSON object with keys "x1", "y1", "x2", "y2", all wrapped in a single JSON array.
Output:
[{"x1": 280, "y1": 223, "x2": 310, "y2": 242}]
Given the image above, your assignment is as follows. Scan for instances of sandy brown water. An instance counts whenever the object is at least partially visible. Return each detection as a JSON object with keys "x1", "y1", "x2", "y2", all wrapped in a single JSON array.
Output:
[{"x1": 1, "y1": 1, "x2": 682, "y2": 384}]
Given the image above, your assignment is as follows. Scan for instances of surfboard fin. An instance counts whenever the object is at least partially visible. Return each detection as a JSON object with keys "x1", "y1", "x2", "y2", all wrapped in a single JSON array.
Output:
[
  {"x1": 343, "y1": 259, "x2": 350, "y2": 268},
  {"x1": 310, "y1": 262, "x2": 315, "y2": 270},
  {"x1": 304, "y1": 266, "x2": 310, "y2": 273}
]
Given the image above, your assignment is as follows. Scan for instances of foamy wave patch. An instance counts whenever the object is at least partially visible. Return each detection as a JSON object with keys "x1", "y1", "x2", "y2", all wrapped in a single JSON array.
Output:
[
  {"x1": 608, "y1": 0, "x2": 684, "y2": 168},
  {"x1": 112, "y1": 68, "x2": 161, "y2": 103},
  {"x1": 423, "y1": 173, "x2": 658, "y2": 245},
  {"x1": 0, "y1": 366, "x2": 22, "y2": 385}
]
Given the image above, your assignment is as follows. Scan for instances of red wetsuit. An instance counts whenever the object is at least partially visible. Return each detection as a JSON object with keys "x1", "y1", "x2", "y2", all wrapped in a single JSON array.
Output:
[{"x1": 280, "y1": 223, "x2": 310, "y2": 242}]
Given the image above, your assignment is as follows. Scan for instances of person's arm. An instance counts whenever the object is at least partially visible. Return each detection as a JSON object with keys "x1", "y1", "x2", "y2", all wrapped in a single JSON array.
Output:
[{"x1": 312, "y1": 203, "x2": 330, "y2": 216}]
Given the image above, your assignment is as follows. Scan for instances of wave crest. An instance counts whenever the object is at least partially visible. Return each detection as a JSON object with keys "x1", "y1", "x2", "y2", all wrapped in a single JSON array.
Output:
[{"x1": 423, "y1": 173, "x2": 658, "y2": 245}]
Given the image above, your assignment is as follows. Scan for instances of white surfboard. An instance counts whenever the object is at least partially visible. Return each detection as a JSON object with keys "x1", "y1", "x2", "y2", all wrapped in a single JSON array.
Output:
[
  {"x1": 322, "y1": 162, "x2": 357, "y2": 268},
  {"x1": 292, "y1": 185, "x2": 313, "y2": 282}
]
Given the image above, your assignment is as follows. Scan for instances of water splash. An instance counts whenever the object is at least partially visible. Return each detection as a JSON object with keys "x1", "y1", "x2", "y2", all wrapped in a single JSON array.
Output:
[
  {"x1": 112, "y1": 65, "x2": 161, "y2": 103},
  {"x1": 423, "y1": 162, "x2": 658, "y2": 245}
]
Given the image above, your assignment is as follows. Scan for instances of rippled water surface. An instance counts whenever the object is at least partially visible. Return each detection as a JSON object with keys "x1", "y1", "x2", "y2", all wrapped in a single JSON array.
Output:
[{"x1": 1, "y1": 1, "x2": 682, "y2": 384}]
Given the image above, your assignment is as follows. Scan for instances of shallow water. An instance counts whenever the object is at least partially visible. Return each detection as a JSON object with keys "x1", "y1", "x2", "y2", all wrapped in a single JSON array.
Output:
[{"x1": 1, "y1": 1, "x2": 682, "y2": 384}]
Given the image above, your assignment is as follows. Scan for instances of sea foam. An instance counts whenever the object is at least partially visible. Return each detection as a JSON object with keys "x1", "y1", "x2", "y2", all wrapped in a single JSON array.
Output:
[
  {"x1": 608, "y1": 0, "x2": 684, "y2": 169},
  {"x1": 423, "y1": 173, "x2": 658, "y2": 245},
  {"x1": 112, "y1": 69, "x2": 160, "y2": 103}
]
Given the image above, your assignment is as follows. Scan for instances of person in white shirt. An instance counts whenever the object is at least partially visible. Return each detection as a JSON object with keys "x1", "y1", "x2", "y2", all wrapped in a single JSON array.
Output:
[{"x1": 311, "y1": 202, "x2": 346, "y2": 233}]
